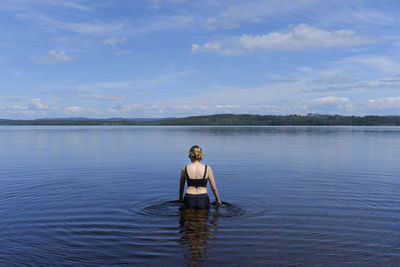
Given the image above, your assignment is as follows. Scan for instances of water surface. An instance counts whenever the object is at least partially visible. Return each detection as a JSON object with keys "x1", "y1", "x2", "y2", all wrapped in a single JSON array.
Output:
[{"x1": 1, "y1": 126, "x2": 399, "y2": 266}]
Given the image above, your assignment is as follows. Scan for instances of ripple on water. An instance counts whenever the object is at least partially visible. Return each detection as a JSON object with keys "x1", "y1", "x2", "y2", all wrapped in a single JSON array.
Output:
[{"x1": 137, "y1": 198, "x2": 265, "y2": 219}]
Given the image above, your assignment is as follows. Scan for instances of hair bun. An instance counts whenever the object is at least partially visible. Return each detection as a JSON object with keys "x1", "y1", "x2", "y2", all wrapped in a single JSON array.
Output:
[{"x1": 189, "y1": 145, "x2": 203, "y2": 161}]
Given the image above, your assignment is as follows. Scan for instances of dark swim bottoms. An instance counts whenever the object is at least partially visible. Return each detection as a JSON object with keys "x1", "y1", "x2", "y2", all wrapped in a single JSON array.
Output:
[{"x1": 181, "y1": 194, "x2": 210, "y2": 210}]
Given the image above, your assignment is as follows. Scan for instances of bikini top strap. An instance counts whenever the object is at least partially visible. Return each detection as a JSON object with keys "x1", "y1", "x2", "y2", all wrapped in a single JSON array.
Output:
[{"x1": 203, "y1": 165, "x2": 207, "y2": 179}]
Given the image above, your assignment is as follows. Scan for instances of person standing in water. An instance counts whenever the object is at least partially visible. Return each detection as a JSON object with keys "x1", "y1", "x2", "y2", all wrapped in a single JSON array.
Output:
[{"x1": 179, "y1": 145, "x2": 222, "y2": 209}]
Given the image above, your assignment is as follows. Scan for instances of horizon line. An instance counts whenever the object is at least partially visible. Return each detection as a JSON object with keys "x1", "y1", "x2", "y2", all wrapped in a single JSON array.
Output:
[{"x1": 1, "y1": 113, "x2": 400, "y2": 121}]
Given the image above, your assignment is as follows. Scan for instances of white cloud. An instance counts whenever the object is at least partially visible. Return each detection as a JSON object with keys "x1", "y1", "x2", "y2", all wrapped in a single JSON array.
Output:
[
  {"x1": 3, "y1": 1, "x2": 195, "y2": 36},
  {"x1": 161, "y1": 81, "x2": 356, "y2": 115},
  {"x1": 94, "y1": 81, "x2": 132, "y2": 89},
  {"x1": 139, "y1": 15, "x2": 196, "y2": 33},
  {"x1": 3, "y1": 98, "x2": 48, "y2": 111},
  {"x1": 216, "y1": 104, "x2": 241, "y2": 109},
  {"x1": 105, "y1": 97, "x2": 357, "y2": 117},
  {"x1": 132, "y1": 70, "x2": 197, "y2": 88},
  {"x1": 102, "y1": 37, "x2": 127, "y2": 47},
  {"x1": 31, "y1": 50, "x2": 73, "y2": 64},
  {"x1": 240, "y1": 24, "x2": 371, "y2": 50},
  {"x1": 340, "y1": 55, "x2": 400, "y2": 76},
  {"x1": 27, "y1": 98, "x2": 46, "y2": 110},
  {"x1": 0, "y1": 98, "x2": 57, "y2": 118},
  {"x1": 192, "y1": 41, "x2": 223, "y2": 53},
  {"x1": 367, "y1": 96, "x2": 400, "y2": 109},
  {"x1": 16, "y1": 12, "x2": 125, "y2": 35},
  {"x1": 69, "y1": 71, "x2": 194, "y2": 92},
  {"x1": 38, "y1": 0, "x2": 91, "y2": 11},
  {"x1": 69, "y1": 81, "x2": 133, "y2": 92},
  {"x1": 65, "y1": 106, "x2": 86, "y2": 114},
  {"x1": 107, "y1": 103, "x2": 251, "y2": 117},
  {"x1": 102, "y1": 37, "x2": 131, "y2": 56},
  {"x1": 191, "y1": 44, "x2": 200, "y2": 53},
  {"x1": 60, "y1": 21, "x2": 124, "y2": 35},
  {"x1": 9, "y1": 104, "x2": 27, "y2": 111},
  {"x1": 0, "y1": 0, "x2": 91, "y2": 12},
  {"x1": 192, "y1": 24, "x2": 373, "y2": 54},
  {"x1": 300, "y1": 96, "x2": 353, "y2": 114},
  {"x1": 202, "y1": 0, "x2": 317, "y2": 30},
  {"x1": 204, "y1": 17, "x2": 218, "y2": 29},
  {"x1": 288, "y1": 55, "x2": 400, "y2": 93},
  {"x1": 52, "y1": 13, "x2": 194, "y2": 35},
  {"x1": 318, "y1": 5, "x2": 397, "y2": 30},
  {"x1": 77, "y1": 93, "x2": 125, "y2": 101},
  {"x1": 305, "y1": 96, "x2": 350, "y2": 105}
]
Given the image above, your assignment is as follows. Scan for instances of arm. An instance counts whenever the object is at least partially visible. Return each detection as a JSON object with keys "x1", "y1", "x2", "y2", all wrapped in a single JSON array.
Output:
[
  {"x1": 179, "y1": 168, "x2": 186, "y2": 202},
  {"x1": 208, "y1": 166, "x2": 221, "y2": 204}
]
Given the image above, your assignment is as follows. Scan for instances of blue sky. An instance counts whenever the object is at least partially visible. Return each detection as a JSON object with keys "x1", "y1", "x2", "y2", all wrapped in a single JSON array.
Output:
[{"x1": 1, "y1": 0, "x2": 400, "y2": 118}]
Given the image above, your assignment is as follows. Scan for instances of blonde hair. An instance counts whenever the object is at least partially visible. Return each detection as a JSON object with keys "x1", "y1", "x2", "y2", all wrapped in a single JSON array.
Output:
[{"x1": 189, "y1": 145, "x2": 203, "y2": 161}]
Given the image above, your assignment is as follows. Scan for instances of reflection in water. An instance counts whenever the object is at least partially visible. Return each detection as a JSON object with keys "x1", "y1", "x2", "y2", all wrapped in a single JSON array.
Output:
[
  {"x1": 179, "y1": 206, "x2": 219, "y2": 265},
  {"x1": 139, "y1": 200, "x2": 245, "y2": 264}
]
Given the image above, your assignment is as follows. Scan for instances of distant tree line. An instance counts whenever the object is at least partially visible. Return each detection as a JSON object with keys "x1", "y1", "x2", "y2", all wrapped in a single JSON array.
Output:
[
  {"x1": 151, "y1": 114, "x2": 400, "y2": 126},
  {"x1": 1, "y1": 114, "x2": 400, "y2": 126}
]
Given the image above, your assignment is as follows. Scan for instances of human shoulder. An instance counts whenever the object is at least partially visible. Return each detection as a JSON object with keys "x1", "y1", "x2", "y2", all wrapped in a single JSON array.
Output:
[{"x1": 204, "y1": 164, "x2": 213, "y2": 177}]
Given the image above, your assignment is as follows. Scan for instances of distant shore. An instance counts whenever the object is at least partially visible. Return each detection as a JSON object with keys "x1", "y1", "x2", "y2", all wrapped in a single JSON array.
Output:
[{"x1": 1, "y1": 114, "x2": 400, "y2": 126}]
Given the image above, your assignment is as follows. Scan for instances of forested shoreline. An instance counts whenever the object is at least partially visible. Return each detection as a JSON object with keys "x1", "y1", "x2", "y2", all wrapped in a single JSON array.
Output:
[{"x1": 1, "y1": 114, "x2": 400, "y2": 126}]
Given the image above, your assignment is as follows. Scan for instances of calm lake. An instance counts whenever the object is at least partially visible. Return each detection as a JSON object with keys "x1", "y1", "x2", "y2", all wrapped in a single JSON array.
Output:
[{"x1": 1, "y1": 126, "x2": 399, "y2": 266}]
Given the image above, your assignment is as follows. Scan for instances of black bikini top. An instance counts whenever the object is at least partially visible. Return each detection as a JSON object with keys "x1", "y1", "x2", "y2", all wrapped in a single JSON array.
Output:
[{"x1": 185, "y1": 165, "x2": 208, "y2": 187}]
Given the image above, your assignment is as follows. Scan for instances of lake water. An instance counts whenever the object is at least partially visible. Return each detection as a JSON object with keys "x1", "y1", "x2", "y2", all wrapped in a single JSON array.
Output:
[{"x1": 0, "y1": 126, "x2": 399, "y2": 266}]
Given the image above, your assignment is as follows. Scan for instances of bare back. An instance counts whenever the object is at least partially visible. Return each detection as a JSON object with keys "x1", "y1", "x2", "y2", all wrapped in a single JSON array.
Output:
[
  {"x1": 181, "y1": 162, "x2": 218, "y2": 195},
  {"x1": 184, "y1": 162, "x2": 208, "y2": 195},
  {"x1": 179, "y1": 159, "x2": 221, "y2": 204}
]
